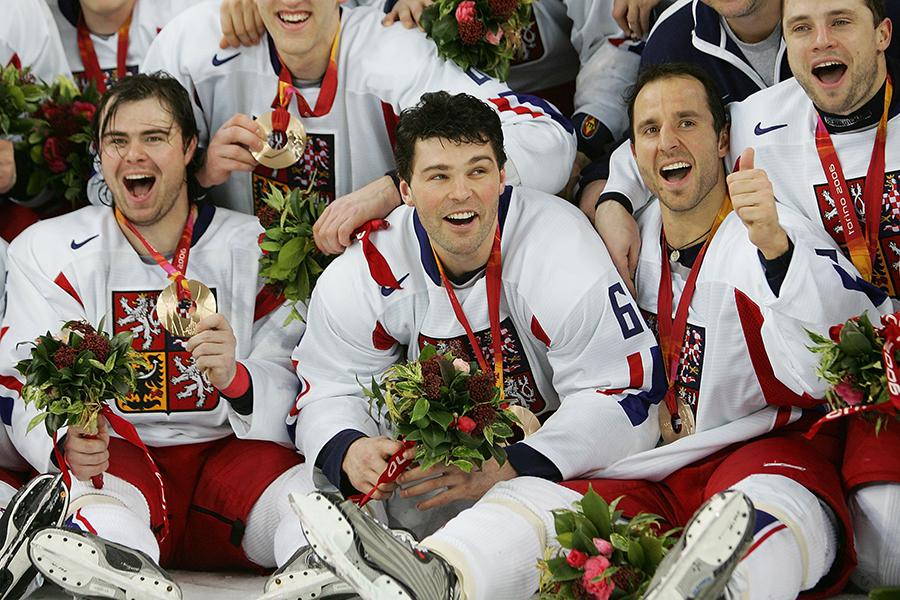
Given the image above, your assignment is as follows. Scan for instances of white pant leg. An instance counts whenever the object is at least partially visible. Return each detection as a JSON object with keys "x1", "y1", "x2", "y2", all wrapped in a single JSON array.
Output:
[
  {"x1": 727, "y1": 474, "x2": 839, "y2": 600},
  {"x1": 422, "y1": 477, "x2": 582, "y2": 600},
  {"x1": 65, "y1": 474, "x2": 159, "y2": 562},
  {"x1": 849, "y1": 483, "x2": 900, "y2": 589},
  {"x1": 243, "y1": 462, "x2": 318, "y2": 568}
]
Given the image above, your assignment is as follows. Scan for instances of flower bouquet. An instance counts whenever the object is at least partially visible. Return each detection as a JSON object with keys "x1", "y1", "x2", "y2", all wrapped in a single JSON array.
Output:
[
  {"x1": 16, "y1": 320, "x2": 146, "y2": 438},
  {"x1": 807, "y1": 312, "x2": 900, "y2": 434},
  {"x1": 363, "y1": 343, "x2": 520, "y2": 474},
  {"x1": 538, "y1": 486, "x2": 677, "y2": 600},
  {"x1": 257, "y1": 184, "x2": 334, "y2": 323},
  {"x1": 420, "y1": 0, "x2": 535, "y2": 81},
  {"x1": 13, "y1": 74, "x2": 99, "y2": 208}
]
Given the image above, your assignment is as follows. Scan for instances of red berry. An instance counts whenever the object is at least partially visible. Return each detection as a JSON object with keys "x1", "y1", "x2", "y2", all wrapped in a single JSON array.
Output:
[
  {"x1": 488, "y1": 0, "x2": 518, "y2": 19},
  {"x1": 458, "y1": 19, "x2": 486, "y2": 45}
]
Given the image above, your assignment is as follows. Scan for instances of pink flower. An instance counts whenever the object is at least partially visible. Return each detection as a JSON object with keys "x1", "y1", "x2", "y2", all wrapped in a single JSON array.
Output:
[
  {"x1": 452, "y1": 358, "x2": 470, "y2": 374},
  {"x1": 835, "y1": 380, "x2": 865, "y2": 406},
  {"x1": 582, "y1": 555, "x2": 615, "y2": 600},
  {"x1": 592, "y1": 538, "x2": 613, "y2": 557},
  {"x1": 455, "y1": 0, "x2": 477, "y2": 24},
  {"x1": 484, "y1": 28, "x2": 503, "y2": 45},
  {"x1": 566, "y1": 549, "x2": 588, "y2": 568},
  {"x1": 457, "y1": 415, "x2": 476, "y2": 434}
]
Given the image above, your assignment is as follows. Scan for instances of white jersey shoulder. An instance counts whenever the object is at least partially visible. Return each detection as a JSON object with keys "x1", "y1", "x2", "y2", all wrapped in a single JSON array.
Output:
[{"x1": 0, "y1": 0, "x2": 71, "y2": 82}]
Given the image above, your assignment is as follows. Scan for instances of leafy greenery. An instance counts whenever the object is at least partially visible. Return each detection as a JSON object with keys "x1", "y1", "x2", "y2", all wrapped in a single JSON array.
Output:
[
  {"x1": 257, "y1": 184, "x2": 334, "y2": 323},
  {"x1": 16, "y1": 320, "x2": 147, "y2": 437},
  {"x1": 362, "y1": 344, "x2": 520, "y2": 473},
  {"x1": 421, "y1": 0, "x2": 535, "y2": 81},
  {"x1": 538, "y1": 487, "x2": 678, "y2": 599},
  {"x1": 808, "y1": 312, "x2": 899, "y2": 432},
  {"x1": 0, "y1": 64, "x2": 46, "y2": 137}
]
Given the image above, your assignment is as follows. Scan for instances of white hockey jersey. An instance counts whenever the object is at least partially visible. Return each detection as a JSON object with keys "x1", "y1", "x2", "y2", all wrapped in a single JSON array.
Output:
[
  {"x1": 141, "y1": 2, "x2": 576, "y2": 217},
  {"x1": 47, "y1": 0, "x2": 205, "y2": 91},
  {"x1": 1, "y1": 0, "x2": 70, "y2": 83},
  {"x1": 0, "y1": 204, "x2": 303, "y2": 473},
  {"x1": 588, "y1": 202, "x2": 887, "y2": 481},
  {"x1": 729, "y1": 78, "x2": 900, "y2": 307},
  {"x1": 290, "y1": 186, "x2": 665, "y2": 484}
]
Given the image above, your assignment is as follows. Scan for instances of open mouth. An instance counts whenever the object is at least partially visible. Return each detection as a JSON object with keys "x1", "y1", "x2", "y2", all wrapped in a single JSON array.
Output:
[
  {"x1": 444, "y1": 210, "x2": 477, "y2": 226},
  {"x1": 660, "y1": 162, "x2": 692, "y2": 183},
  {"x1": 123, "y1": 174, "x2": 156, "y2": 198},
  {"x1": 812, "y1": 61, "x2": 848, "y2": 85},
  {"x1": 278, "y1": 11, "x2": 311, "y2": 24}
]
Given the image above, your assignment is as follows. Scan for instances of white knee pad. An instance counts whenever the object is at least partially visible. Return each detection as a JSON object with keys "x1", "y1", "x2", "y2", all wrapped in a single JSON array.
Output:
[
  {"x1": 244, "y1": 463, "x2": 316, "y2": 568},
  {"x1": 729, "y1": 474, "x2": 838, "y2": 599},
  {"x1": 423, "y1": 477, "x2": 582, "y2": 600},
  {"x1": 0, "y1": 480, "x2": 17, "y2": 508},
  {"x1": 849, "y1": 483, "x2": 900, "y2": 589}
]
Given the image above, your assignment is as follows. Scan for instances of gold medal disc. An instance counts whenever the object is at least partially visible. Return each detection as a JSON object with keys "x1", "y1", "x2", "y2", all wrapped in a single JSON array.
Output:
[
  {"x1": 507, "y1": 405, "x2": 541, "y2": 439},
  {"x1": 659, "y1": 398, "x2": 696, "y2": 445},
  {"x1": 251, "y1": 111, "x2": 308, "y2": 170},
  {"x1": 156, "y1": 280, "x2": 217, "y2": 338}
]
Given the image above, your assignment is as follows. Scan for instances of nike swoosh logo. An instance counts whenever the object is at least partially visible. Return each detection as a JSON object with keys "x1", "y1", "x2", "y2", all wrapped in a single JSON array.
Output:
[
  {"x1": 212, "y1": 52, "x2": 241, "y2": 67},
  {"x1": 754, "y1": 122, "x2": 788, "y2": 136},
  {"x1": 381, "y1": 273, "x2": 410, "y2": 297},
  {"x1": 70, "y1": 234, "x2": 99, "y2": 250}
]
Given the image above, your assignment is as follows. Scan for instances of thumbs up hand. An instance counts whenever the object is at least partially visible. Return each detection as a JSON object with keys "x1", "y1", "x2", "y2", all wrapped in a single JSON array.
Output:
[{"x1": 727, "y1": 148, "x2": 790, "y2": 260}]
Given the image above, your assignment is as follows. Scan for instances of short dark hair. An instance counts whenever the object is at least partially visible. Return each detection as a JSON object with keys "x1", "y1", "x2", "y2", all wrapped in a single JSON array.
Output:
[
  {"x1": 626, "y1": 63, "x2": 728, "y2": 141},
  {"x1": 781, "y1": 0, "x2": 885, "y2": 24},
  {"x1": 92, "y1": 72, "x2": 201, "y2": 194},
  {"x1": 394, "y1": 91, "x2": 507, "y2": 182}
]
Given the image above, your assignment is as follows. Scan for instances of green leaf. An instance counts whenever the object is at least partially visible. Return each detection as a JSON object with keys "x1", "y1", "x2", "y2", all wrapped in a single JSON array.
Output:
[
  {"x1": 573, "y1": 528, "x2": 595, "y2": 554},
  {"x1": 639, "y1": 535, "x2": 665, "y2": 571},
  {"x1": 411, "y1": 397, "x2": 430, "y2": 422},
  {"x1": 553, "y1": 510, "x2": 577, "y2": 535},
  {"x1": 545, "y1": 557, "x2": 583, "y2": 582},
  {"x1": 610, "y1": 532, "x2": 630, "y2": 552},
  {"x1": 430, "y1": 409, "x2": 453, "y2": 430},
  {"x1": 581, "y1": 486, "x2": 612, "y2": 539},
  {"x1": 869, "y1": 586, "x2": 900, "y2": 600},
  {"x1": 27, "y1": 411, "x2": 48, "y2": 432},
  {"x1": 627, "y1": 539, "x2": 646, "y2": 570},
  {"x1": 556, "y1": 532, "x2": 574, "y2": 549}
]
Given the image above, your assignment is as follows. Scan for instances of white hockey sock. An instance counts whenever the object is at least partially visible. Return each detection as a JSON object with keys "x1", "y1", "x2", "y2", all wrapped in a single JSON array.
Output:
[
  {"x1": 423, "y1": 477, "x2": 581, "y2": 600},
  {"x1": 67, "y1": 503, "x2": 159, "y2": 562},
  {"x1": 849, "y1": 483, "x2": 900, "y2": 589},
  {"x1": 243, "y1": 463, "x2": 316, "y2": 568},
  {"x1": 727, "y1": 474, "x2": 838, "y2": 600},
  {"x1": 65, "y1": 474, "x2": 158, "y2": 562}
]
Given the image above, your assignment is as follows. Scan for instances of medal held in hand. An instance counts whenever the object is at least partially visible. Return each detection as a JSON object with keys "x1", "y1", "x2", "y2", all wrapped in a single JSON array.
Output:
[
  {"x1": 155, "y1": 279, "x2": 216, "y2": 338},
  {"x1": 115, "y1": 205, "x2": 216, "y2": 338},
  {"x1": 251, "y1": 107, "x2": 307, "y2": 170}
]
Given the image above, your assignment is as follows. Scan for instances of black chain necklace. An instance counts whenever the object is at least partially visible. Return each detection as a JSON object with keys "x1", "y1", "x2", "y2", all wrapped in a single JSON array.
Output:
[{"x1": 665, "y1": 225, "x2": 713, "y2": 262}]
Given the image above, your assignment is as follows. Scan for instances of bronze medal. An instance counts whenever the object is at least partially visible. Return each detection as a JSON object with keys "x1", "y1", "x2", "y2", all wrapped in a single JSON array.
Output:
[
  {"x1": 156, "y1": 280, "x2": 217, "y2": 338},
  {"x1": 659, "y1": 397, "x2": 696, "y2": 445},
  {"x1": 507, "y1": 405, "x2": 541, "y2": 439},
  {"x1": 251, "y1": 110, "x2": 308, "y2": 169}
]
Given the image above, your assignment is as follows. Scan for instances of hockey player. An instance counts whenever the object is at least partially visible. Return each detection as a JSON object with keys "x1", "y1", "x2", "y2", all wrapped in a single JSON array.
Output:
[
  {"x1": 587, "y1": 0, "x2": 900, "y2": 588},
  {"x1": 287, "y1": 63, "x2": 886, "y2": 600},
  {"x1": 0, "y1": 73, "x2": 312, "y2": 599},
  {"x1": 264, "y1": 89, "x2": 663, "y2": 599},
  {"x1": 140, "y1": 0, "x2": 576, "y2": 255},
  {"x1": 585, "y1": 0, "x2": 900, "y2": 293}
]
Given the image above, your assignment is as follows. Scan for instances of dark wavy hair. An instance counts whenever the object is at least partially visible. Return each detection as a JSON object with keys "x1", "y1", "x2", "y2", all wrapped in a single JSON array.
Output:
[
  {"x1": 394, "y1": 91, "x2": 507, "y2": 182},
  {"x1": 92, "y1": 71, "x2": 202, "y2": 197},
  {"x1": 626, "y1": 62, "x2": 728, "y2": 141}
]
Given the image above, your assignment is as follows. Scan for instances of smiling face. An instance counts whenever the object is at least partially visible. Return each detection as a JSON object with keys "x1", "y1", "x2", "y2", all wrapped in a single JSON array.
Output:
[
  {"x1": 98, "y1": 97, "x2": 196, "y2": 227},
  {"x1": 400, "y1": 138, "x2": 506, "y2": 277},
  {"x1": 631, "y1": 76, "x2": 729, "y2": 216},
  {"x1": 784, "y1": 0, "x2": 891, "y2": 115},
  {"x1": 256, "y1": 0, "x2": 341, "y2": 77}
]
